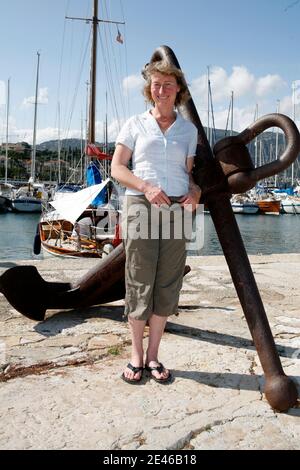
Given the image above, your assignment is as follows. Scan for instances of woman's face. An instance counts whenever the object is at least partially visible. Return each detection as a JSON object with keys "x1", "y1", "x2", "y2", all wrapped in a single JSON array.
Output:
[{"x1": 150, "y1": 72, "x2": 180, "y2": 107}]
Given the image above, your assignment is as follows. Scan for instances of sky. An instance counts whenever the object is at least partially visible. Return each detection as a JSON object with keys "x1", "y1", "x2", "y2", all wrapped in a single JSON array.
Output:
[{"x1": 1, "y1": 0, "x2": 300, "y2": 145}]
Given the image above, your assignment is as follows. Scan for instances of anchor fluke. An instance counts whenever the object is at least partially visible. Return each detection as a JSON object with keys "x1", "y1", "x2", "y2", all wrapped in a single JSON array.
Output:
[{"x1": 0, "y1": 265, "x2": 72, "y2": 321}]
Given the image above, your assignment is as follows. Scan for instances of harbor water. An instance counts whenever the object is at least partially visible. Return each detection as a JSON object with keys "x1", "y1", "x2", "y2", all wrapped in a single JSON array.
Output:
[{"x1": 0, "y1": 212, "x2": 299, "y2": 261}]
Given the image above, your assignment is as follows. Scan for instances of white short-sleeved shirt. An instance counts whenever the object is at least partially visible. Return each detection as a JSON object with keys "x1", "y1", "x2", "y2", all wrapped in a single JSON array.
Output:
[{"x1": 116, "y1": 110, "x2": 198, "y2": 196}]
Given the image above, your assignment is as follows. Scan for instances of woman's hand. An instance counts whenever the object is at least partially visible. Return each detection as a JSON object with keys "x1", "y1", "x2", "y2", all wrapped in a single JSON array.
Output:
[
  {"x1": 179, "y1": 187, "x2": 201, "y2": 212},
  {"x1": 144, "y1": 186, "x2": 171, "y2": 207}
]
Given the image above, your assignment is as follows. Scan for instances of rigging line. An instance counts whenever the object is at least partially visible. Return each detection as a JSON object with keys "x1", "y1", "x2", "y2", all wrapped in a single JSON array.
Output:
[
  {"x1": 98, "y1": 28, "x2": 121, "y2": 132},
  {"x1": 103, "y1": 0, "x2": 126, "y2": 119},
  {"x1": 101, "y1": 1, "x2": 125, "y2": 122},
  {"x1": 119, "y1": 0, "x2": 130, "y2": 117},
  {"x1": 99, "y1": 22, "x2": 122, "y2": 126},
  {"x1": 63, "y1": 29, "x2": 91, "y2": 142},
  {"x1": 54, "y1": 1, "x2": 69, "y2": 133},
  {"x1": 104, "y1": 24, "x2": 126, "y2": 122},
  {"x1": 122, "y1": 29, "x2": 130, "y2": 118},
  {"x1": 57, "y1": 0, "x2": 70, "y2": 103},
  {"x1": 62, "y1": 19, "x2": 75, "y2": 134},
  {"x1": 115, "y1": 26, "x2": 127, "y2": 119},
  {"x1": 62, "y1": 5, "x2": 93, "y2": 140},
  {"x1": 62, "y1": 22, "x2": 85, "y2": 137},
  {"x1": 98, "y1": 29, "x2": 116, "y2": 124}
]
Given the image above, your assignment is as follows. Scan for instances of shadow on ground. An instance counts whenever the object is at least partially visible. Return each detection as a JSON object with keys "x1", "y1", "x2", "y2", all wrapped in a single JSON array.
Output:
[{"x1": 33, "y1": 304, "x2": 300, "y2": 360}]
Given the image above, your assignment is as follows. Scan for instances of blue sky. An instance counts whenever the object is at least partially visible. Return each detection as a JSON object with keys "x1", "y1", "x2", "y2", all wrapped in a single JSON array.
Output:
[{"x1": 1, "y1": 0, "x2": 300, "y2": 144}]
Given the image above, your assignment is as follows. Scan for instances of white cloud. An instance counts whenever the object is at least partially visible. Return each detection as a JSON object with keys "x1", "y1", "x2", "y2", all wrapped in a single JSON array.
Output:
[
  {"x1": 228, "y1": 66, "x2": 255, "y2": 98},
  {"x1": 188, "y1": 64, "x2": 292, "y2": 133},
  {"x1": 93, "y1": 119, "x2": 125, "y2": 142},
  {"x1": 22, "y1": 87, "x2": 49, "y2": 107},
  {"x1": 201, "y1": 104, "x2": 257, "y2": 133},
  {"x1": 123, "y1": 74, "x2": 143, "y2": 92},
  {"x1": 191, "y1": 65, "x2": 285, "y2": 106},
  {"x1": 256, "y1": 75, "x2": 285, "y2": 97},
  {"x1": 10, "y1": 126, "x2": 81, "y2": 145},
  {"x1": 5, "y1": 118, "x2": 123, "y2": 146},
  {"x1": 278, "y1": 95, "x2": 292, "y2": 115},
  {"x1": 7, "y1": 65, "x2": 299, "y2": 147},
  {"x1": 107, "y1": 119, "x2": 124, "y2": 140},
  {"x1": 191, "y1": 65, "x2": 256, "y2": 106}
]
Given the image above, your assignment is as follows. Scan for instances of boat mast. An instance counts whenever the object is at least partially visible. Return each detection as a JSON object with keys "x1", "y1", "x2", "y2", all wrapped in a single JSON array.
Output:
[
  {"x1": 84, "y1": 80, "x2": 89, "y2": 181},
  {"x1": 104, "y1": 90, "x2": 108, "y2": 175},
  {"x1": 5, "y1": 78, "x2": 10, "y2": 184},
  {"x1": 254, "y1": 104, "x2": 259, "y2": 168},
  {"x1": 275, "y1": 99, "x2": 280, "y2": 188},
  {"x1": 57, "y1": 101, "x2": 61, "y2": 183},
  {"x1": 66, "y1": 0, "x2": 125, "y2": 146},
  {"x1": 30, "y1": 51, "x2": 40, "y2": 183},
  {"x1": 292, "y1": 81, "x2": 296, "y2": 187},
  {"x1": 89, "y1": 0, "x2": 98, "y2": 144},
  {"x1": 230, "y1": 90, "x2": 234, "y2": 137}
]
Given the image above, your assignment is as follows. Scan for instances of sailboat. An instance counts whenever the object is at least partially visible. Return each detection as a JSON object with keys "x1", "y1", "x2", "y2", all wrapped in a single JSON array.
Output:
[
  {"x1": 0, "y1": 78, "x2": 14, "y2": 213},
  {"x1": 36, "y1": 0, "x2": 124, "y2": 257},
  {"x1": 11, "y1": 52, "x2": 47, "y2": 213},
  {"x1": 280, "y1": 194, "x2": 300, "y2": 214},
  {"x1": 0, "y1": 183, "x2": 13, "y2": 212}
]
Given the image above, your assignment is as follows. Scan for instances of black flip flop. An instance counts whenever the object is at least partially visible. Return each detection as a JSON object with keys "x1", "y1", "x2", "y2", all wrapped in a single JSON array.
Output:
[
  {"x1": 145, "y1": 362, "x2": 172, "y2": 383},
  {"x1": 121, "y1": 363, "x2": 144, "y2": 384}
]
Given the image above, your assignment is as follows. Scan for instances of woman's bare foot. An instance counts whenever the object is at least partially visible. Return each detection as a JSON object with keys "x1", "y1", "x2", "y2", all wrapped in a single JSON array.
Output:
[
  {"x1": 145, "y1": 358, "x2": 170, "y2": 381},
  {"x1": 122, "y1": 355, "x2": 144, "y2": 382}
]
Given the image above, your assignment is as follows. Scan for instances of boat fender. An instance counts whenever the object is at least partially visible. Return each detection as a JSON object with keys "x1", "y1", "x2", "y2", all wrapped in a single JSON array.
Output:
[
  {"x1": 102, "y1": 243, "x2": 114, "y2": 257},
  {"x1": 33, "y1": 223, "x2": 41, "y2": 255}
]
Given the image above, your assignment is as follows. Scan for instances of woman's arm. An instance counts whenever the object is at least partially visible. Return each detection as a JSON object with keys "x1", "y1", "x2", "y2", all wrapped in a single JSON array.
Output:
[
  {"x1": 111, "y1": 143, "x2": 148, "y2": 193},
  {"x1": 111, "y1": 143, "x2": 171, "y2": 205},
  {"x1": 179, "y1": 157, "x2": 202, "y2": 211}
]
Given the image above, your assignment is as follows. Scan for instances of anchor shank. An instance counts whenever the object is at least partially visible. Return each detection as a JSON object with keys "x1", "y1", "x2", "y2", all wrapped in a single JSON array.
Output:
[{"x1": 208, "y1": 194, "x2": 284, "y2": 377}]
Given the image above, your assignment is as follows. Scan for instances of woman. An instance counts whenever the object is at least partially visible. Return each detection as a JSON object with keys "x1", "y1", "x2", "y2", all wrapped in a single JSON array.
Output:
[{"x1": 111, "y1": 60, "x2": 201, "y2": 383}]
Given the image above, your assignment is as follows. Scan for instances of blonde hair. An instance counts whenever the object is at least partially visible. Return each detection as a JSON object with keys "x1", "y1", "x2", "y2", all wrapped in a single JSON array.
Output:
[{"x1": 142, "y1": 61, "x2": 190, "y2": 107}]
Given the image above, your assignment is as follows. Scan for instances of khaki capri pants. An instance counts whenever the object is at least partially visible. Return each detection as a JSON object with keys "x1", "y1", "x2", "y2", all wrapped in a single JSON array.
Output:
[{"x1": 122, "y1": 195, "x2": 187, "y2": 321}]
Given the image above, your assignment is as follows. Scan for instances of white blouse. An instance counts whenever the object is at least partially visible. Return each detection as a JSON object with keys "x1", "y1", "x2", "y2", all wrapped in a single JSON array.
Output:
[{"x1": 116, "y1": 110, "x2": 198, "y2": 196}]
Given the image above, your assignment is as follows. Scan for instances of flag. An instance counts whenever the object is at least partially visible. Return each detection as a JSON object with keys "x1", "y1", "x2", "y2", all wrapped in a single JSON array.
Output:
[
  {"x1": 293, "y1": 80, "x2": 300, "y2": 105},
  {"x1": 116, "y1": 29, "x2": 124, "y2": 44}
]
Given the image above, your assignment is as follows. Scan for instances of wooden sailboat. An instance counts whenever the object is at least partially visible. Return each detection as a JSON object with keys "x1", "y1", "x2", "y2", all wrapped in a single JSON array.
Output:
[
  {"x1": 37, "y1": 0, "x2": 124, "y2": 258},
  {"x1": 256, "y1": 198, "x2": 281, "y2": 215}
]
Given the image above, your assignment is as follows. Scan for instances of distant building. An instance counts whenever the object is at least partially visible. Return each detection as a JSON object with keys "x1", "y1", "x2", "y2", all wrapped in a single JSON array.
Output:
[{"x1": 0, "y1": 142, "x2": 31, "y2": 153}]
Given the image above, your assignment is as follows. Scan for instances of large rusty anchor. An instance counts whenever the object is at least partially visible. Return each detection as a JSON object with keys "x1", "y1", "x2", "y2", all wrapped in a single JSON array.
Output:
[{"x1": 0, "y1": 46, "x2": 299, "y2": 412}]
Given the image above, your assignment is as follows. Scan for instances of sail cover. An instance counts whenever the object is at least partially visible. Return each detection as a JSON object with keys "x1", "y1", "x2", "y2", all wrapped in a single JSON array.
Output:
[
  {"x1": 86, "y1": 160, "x2": 107, "y2": 206},
  {"x1": 49, "y1": 178, "x2": 110, "y2": 224},
  {"x1": 86, "y1": 144, "x2": 112, "y2": 160}
]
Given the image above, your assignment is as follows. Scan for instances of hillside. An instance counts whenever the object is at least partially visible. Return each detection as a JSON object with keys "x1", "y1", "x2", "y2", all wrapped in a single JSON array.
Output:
[
  {"x1": 36, "y1": 128, "x2": 287, "y2": 166},
  {"x1": 37, "y1": 139, "x2": 115, "y2": 152}
]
